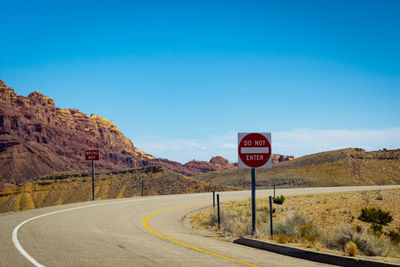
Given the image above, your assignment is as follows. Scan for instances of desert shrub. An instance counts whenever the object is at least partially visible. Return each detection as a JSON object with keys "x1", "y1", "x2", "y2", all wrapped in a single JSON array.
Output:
[
  {"x1": 325, "y1": 224, "x2": 381, "y2": 256},
  {"x1": 220, "y1": 209, "x2": 252, "y2": 237},
  {"x1": 277, "y1": 232, "x2": 290, "y2": 243},
  {"x1": 354, "y1": 236, "x2": 381, "y2": 256},
  {"x1": 199, "y1": 221, "x2": 208, "y2": 227},
  {"x1": 355, "y1": 225, "x2": 362, "y2": 233},
  {"x1": 315, "y1": 242, "x2": 323, "y2": 251},
  {"x1": 361, "y1": 191, "x2": 371, "y2": 203},
  {"x1": 358, "y1": 207, "x2": 393, "y2": 225},
  {"x1": 274, "y1": 212, "x2": 307, "y2": 237},
  {"x1": 345, "y1": 241, "x2": 357, "y2": 256},
  {"x1": 300, "y1": 223, "x2": 319, "y2": 242},
  {"x1": 273, "y1": 195, "x2": 285, "y2": 205},
  {"x1": 190, "y1": 210, "x2": 211, "y2": 229},
  {"x1": 208, "y1": 211, "x2": 218, "y2": 226},
  {"x1": 375, "y1": 190, "x2": 383, "y2": 200},
  {"x1": 370, "y1": 223, "x2": 383, "y2": 237},
  {"x1": 326, "y1": 224, "x2": 354, "y2": 249},
  {"x1": 386, "y1": 228, "x2": 400, "y2": 245}
]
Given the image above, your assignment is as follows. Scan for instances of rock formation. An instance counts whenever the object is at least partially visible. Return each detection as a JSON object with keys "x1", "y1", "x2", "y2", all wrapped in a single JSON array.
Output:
[
  {"x1": 0, "y1": 81, "x2": 237, "y2": 190},
  {"x1": 271, "y1": 154, "x2": 294, "y2": 163},
  {"x1": 184, "y1": 156, "x2": 236, "y2": 173}
]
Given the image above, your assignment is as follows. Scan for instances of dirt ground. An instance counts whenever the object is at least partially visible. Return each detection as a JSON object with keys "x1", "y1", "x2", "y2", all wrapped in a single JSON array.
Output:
[
  {"x1": 274, "y1": 188, "x2": 400, "y2": 234},
  {"x1": 191, "y1": 188, "x2": 400, "y2": 262}
]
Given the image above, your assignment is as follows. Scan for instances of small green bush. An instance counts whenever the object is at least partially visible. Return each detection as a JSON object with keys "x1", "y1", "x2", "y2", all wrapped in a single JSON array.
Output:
[
  {"x1": 358, "y1": 207, "x2": 393, "y2": 225},
  {"x1": 273, "y1": 195, "x2": 285, "y2": 205}
]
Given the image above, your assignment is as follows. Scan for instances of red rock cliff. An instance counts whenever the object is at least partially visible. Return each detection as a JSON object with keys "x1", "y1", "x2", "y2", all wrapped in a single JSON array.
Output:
[
  {"x1": 0, "y1": 81, "x2": 237, "y2": 190},
  {"x1": 0, "y1": 81, "x2": 162, "y2": 189}
]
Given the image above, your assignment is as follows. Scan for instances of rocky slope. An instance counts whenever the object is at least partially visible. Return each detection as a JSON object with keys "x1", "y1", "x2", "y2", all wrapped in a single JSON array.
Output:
[
  {"x1": 271, "y1": 154, "x2": 294, "y2": 163},
  {"x1": 0, "y1": 166, "x2": 239, "y2": 213},
  {"x1": 0, "y1": 80, "x2": 236, "y2": 191},
  {"x1": 195, "y1": 148, "x2": 400, "y2": 188}
]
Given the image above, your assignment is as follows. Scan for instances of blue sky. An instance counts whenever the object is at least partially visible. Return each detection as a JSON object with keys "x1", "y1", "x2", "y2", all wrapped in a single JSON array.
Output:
[{"x1": 1, "y1": 0, "x2": 399, "y2": 163}]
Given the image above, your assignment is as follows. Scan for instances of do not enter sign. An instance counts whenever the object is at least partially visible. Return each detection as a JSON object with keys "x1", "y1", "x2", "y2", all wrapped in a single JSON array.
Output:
[{"x1": 238, "y1": 132, "x2": 272, "y2": 168}]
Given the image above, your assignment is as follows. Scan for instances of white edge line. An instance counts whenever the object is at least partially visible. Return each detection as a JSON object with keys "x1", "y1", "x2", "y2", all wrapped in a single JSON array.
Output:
[{"x1": 12, "y1": 198, "x2": 155, "y2": 267}]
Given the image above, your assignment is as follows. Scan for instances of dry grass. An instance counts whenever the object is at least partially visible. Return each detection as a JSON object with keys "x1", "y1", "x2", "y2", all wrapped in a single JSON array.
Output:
[
  {"x1": 191, "y1": 188, "x2": 400, "y2": 261},
  {"x1": 190, "y1": 198, "x2": 271, "y2": 237}
]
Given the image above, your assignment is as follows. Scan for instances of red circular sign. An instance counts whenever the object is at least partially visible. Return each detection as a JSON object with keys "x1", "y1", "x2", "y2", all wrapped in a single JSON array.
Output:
[{"x1": 238, "y1": 133, "x2": 271, "y2": 168}]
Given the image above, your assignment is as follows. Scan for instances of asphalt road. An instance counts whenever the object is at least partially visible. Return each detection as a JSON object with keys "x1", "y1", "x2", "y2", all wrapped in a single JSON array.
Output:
[{"x1": 1, "y1": 185, "x2": 399, "y2": 267}]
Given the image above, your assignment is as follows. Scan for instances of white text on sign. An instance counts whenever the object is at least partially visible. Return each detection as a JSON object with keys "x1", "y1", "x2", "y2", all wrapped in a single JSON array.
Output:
[
  {"x1": 243, "y1": 140, "x2": 267, "y2": 146},
  {"x1": 246, "y1": 154, "x2": 264, "y2": 160}
]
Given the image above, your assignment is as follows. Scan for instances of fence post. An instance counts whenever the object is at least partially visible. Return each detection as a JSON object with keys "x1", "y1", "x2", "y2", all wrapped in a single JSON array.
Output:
[
  {"x1": 213, "y1": 191, "x2": 215, "y2": 208},
  {"x1": 217, "y1": 194, "x2": 220, "y2": 229},
  {"x1": 269, "y1": 196, "x2": 273, "y2": 237}
]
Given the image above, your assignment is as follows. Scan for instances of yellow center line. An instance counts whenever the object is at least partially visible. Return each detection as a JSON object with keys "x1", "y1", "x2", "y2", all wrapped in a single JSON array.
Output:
[{"x1": 142, "y1": 202, "x2": 261, "y2": 267}]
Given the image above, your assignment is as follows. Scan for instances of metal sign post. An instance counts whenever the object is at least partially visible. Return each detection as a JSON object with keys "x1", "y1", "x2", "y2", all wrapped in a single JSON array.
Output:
[
  {"x1": 92, "y1": 160, "x2": 95, "y2": 201},
  {"x1": 251, "y1": 168, "x2": 256, "y2": 234},
  {"x1": 238, "y1": 132, "x2": 272, "y2": 235},
  {"x1": 85, "y1": 150, "x2": 99, "y2": 201}
]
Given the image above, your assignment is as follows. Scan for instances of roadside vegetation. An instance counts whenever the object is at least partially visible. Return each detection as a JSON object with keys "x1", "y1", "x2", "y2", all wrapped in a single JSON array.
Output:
[
  {"x1": 190, "y1": 189, "x2": 400, "y2": 261},
  {"x1": 0, "y1": 166, "x2": 239, "y2": 213},
  {"x1": 273, "y1": 195, "x2": 285, "y2": 204}
]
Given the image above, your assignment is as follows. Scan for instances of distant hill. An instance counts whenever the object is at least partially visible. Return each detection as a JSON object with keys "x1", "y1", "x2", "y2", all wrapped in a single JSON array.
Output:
[
  {"x1": 194, "y1": 148, "x2": 400, "y2": 188},
  {"x1": 0, "y1": 165, "x2": 239, "y2": 213},
  {"x1": 0, "y1": 80, "x2": 236, "y2": 191}
]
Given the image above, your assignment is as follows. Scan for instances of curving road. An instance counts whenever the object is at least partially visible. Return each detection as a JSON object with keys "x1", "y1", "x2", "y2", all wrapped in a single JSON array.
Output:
[{"x1": 1, "y1": 185, "x2": 398, "y2": 267}]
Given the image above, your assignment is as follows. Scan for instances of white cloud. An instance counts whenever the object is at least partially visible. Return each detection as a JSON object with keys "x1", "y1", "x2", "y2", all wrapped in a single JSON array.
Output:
[
  {"x1": 132, "y1": 128, "x2": 400, "y2": 164},
  {"x1": 132, "y1": 132, "x2": 237, "y2": 163}
]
